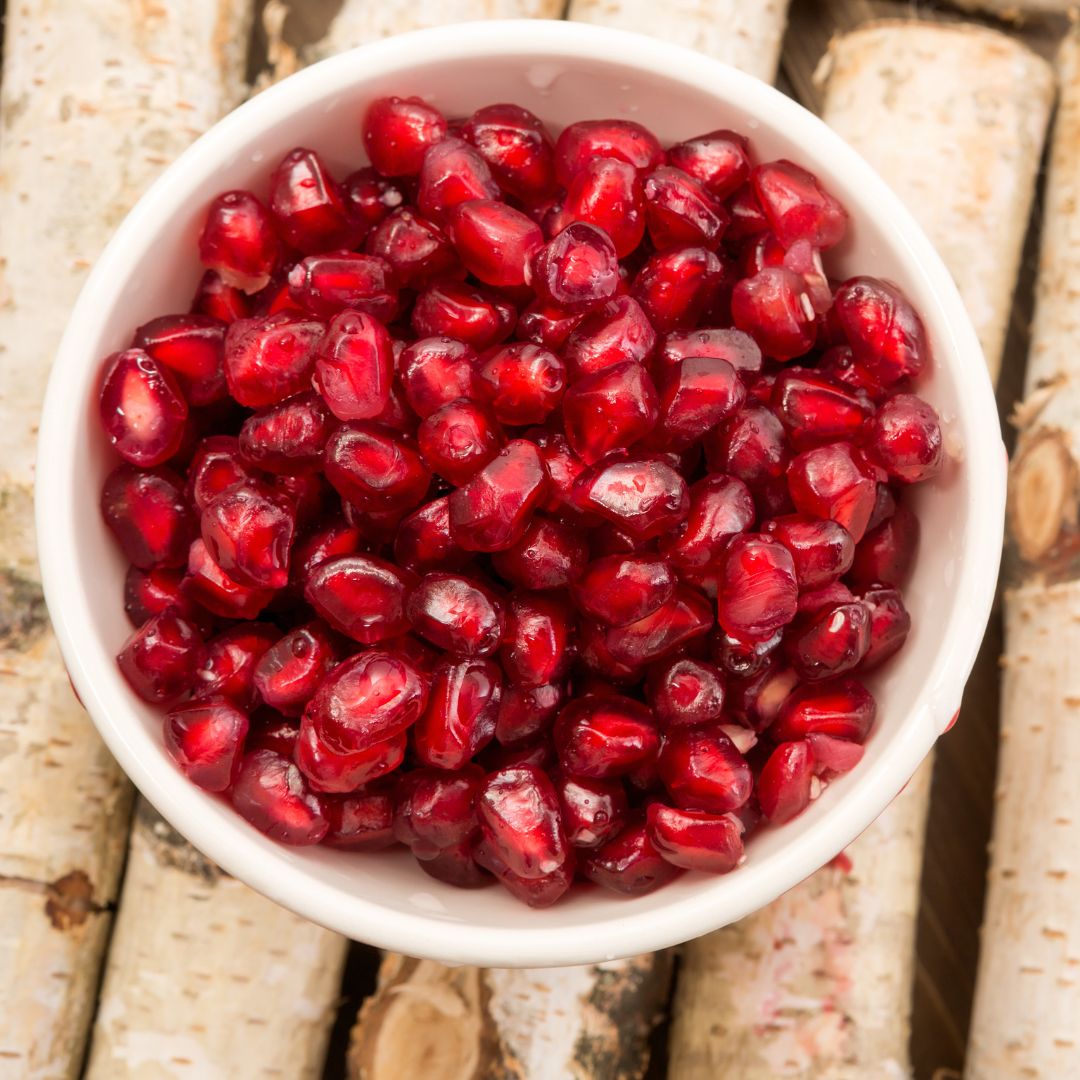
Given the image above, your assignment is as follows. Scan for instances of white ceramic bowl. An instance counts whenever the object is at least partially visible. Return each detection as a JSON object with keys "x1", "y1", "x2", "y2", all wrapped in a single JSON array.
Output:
[{"x1": 36, "y1": 19, "x2": 1003, "y2": 968}]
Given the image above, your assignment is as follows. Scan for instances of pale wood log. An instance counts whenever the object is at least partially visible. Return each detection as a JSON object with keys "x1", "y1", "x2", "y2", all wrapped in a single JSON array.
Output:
[
  {"x1": 0, "y1": 3, "x2": 253, "y2": 1076},
  {"x1": 967, "y1": 29, "x2": 1080, "y2": 1080},
  {"x1": 566, "y1": 0, "x2": 791, "y2": 82},
  {"x1": 669, "y1": 22, "x2": 1053, "y2": 1080},
  {"x1": 82, "y1": 803, "x2": 347, "y2": 1080}
]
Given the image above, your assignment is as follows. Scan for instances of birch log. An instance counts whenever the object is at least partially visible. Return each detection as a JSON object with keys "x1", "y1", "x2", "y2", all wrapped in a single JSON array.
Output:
[
  {"x1": 0, "y1": 3, "x2": 252, "y2": 1077},
  {"x1": 82, "y1": 803, "x2": 346, "y2": 1080},
  {"x1": 967, "y1": 29, "x2": 1080, "y2": 1080},
  {"x1": 566, "y1": 0, "x2": 790, "y2": 83},
  {"x1": 668, "y1": 22, "x2": 1053, "y2": 1080}
]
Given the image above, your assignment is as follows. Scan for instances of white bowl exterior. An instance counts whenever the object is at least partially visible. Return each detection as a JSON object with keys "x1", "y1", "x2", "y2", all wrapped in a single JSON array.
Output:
[{"x1": 36, "y1": 20, "x2": 1003, "y2": 967}]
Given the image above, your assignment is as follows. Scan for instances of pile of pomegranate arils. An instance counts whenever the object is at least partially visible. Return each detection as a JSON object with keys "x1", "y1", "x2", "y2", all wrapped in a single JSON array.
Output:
[{"x1": 98, "y1": 96, "x2": 942, "y2": 907}]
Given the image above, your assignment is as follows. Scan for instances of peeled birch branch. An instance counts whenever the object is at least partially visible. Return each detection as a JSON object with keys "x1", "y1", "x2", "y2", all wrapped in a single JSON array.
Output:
[
  {"x1": 668, "y1": 21, "x2": 1053, "y2": 1080},
  {"x1": 967, "y1": 28, "x2": 1080, "y2": 1080},
  {"x1": 0, "y1": 2, "x2": 252, "y2": 1076},
  {"x1": 566, "y1": 0, "x2": 791, "y2": 83}
]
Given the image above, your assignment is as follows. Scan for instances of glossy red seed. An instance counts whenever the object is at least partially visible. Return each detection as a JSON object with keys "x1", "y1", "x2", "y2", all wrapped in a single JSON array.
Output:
[
  {"x1": 727, "y1": 659, "x2": 799, "y2": 730},
  {"x1": 582, "y1": 819, "x2": 679, "y2": 896},
  {"x1": 603, "y1": 586, "x2": 714, "y2": 666},
  {"x1": 858, "y1": 586, "x2": 911, "y2": 671},
  {"x1": 491, "y1": 516, "x2": 588, "y2": 591},
  {"x1": 731, "y1": 267, "x2": 816, "y2": 360},
  {"x1": 752, "y1": 160, "x2": 847, "y2": 249},
  {"x1": 193, "y1": 623, "x2": 278, "y2": 707},
  {"x1": 529, "y1": 222, "x2": 619, "y2": 312},
  {"x1": 495, "y1": 682, "x2": 564, "y2": 746},
  {"x1": 238, "y1": 393, "x2": 334, "y2": 475},
  {"x1": 363, "y1": 96, "x2": 448, "y2": 176},
  {"x1": 232, "y1": 749, "x2": 328, "y2": 844},
  {"x1": 817, "y1": 343, "x2": 888, "y2": 400},
  {"x1": 99, "y1": 349, "x2": 189, "y2": 467},
  {"x1": 418, "y1": 399, "x2": 504, "y2": 486},
  {"x1": 450, "y1": 199, "x2": 543, "y2": 287},
  {"x1": 712, "y1": 627, "x2": 782, "y2": 679},
  {"x1": 461, "y1": 103, "x2": 556, "y2": 202},
  {"x1": 563, "y1": 361, "x2": 659, "y2": 465},
  {"x1": 560, "y1": 158, "x2": 646, "y2": 258},
  {"x1": 849, "y1": 501, "x2": 919, "y2": 588},
  {"x1": 643, "y1": 166, "x2": 728, "y2": 251},
  {"x1": 762, "y1": 514, "x2": 855, "y2": 590},
  {"x1": 117, "y1": 610, "x2": 204, "y2": 704},
  {"x1": 572, "y1": 554, "x2": 676, "y2": 628},
  {"x1": 473, "y1": 835, "x2": 572, "y2": 906},
  {"x1": 647, "y1": 657, "x2": 726, "y2": 729},
  {"x1": 726, "y1": 182, "x2": 770, "y2": 239},
  {"x1": 647, "y1": 803, "x2": 743, "y2": 873},
  {"x1": 557, "y1": 773, "x2": 628, "y2": 850},
  {"x1": 708, "y1": 403, "x2": 788, "y2": 487},
  {"x1": 787, "y1": 442, "x2": 878, "y2": 542},
  {"x1": 417, "y1": 137, "x2": 500, "y2": 223},
  {"x1": 223, "y1": 313, "x2": 324, "y2": 408},
  {"x1": 323, "y1": 423, "x2": 430, "y2": 512},
  {"x1": 633, "y1": 246, "x2": 724, "y2": 334},
  {"x1": 193, "y1": 270, "x2": 251, "y2": 323},
  {"x1": 199, "y1": 190, "x2": 281, "y2": 293},
  {"x1": 476, "y1": 343, "x2": 566, "y2": 425},
  {"x1": 253, "y1": 622, "x2": 337, "y2": 715},
  {"x1": 322, "y1": 789, "x2": 396, "y2": 850},
  {"x1": 364, "y1": 207, "x2": 459, "y2": 288},
  {"x1": 653, "y1": 356, "x2": 745, "y2": 450},
  {"x1": 134, "y1": 314, "x2": 227, "y2": 406},
  {"x1": 716, "y1": 534, "x2": 798, "y2": 641},
  {"x1": 305, "y1": 554, "x2": 411, "y2": 643},
  {"x1": 123, "y1": 566, "x2": 197, "y2": 627},
  {"x1": 185, "y1": 436, "x2": 253, "y2": 512},
  {"x1": 659, "y1": 474, "x2": 754, "y2": 586},
  {"x1": 477, "y1": 764, "x2": 569, "y2": 879},
  {"x1": 574, "y1": 457, "x2": 689, "y2": 540},
  {"x1": 500, "y1": 592, "x2": 574, "y2": 687},
  {"x1": 397, "y1": 336, "x2": 478, "y2": 419},
  {"x1": 393, "y1": 497, "x2": 468, "y2": 573},
  {"x1": 449, "y1": 439, "x2": 548, "y2": 552},
  {"x1": 414, "y1": 658, "x2": 502, "y2": 769},
  {"x1": 101, "y1": 465, "x2": 192, "y2": 570},
  {"x1": 482, "y1": 736, "x2": 557, "y2": 773},
  {"x1": 658, "y1": 726, "x2": 752, "y2": 812},
  {"x1": 807, "y1": 732, "x2": 865, "y2": 777},
  {"x1": 576, "y1": 617, "x2": 643, "y2": 682},
  {"x1": 770, "y1": 677, "x2": 876, "y2": 743},
  {"x1": 303, "y1": 649, "x2": 428, "y2": 752},
  {"x1": 831, "y1": 276, "x2": 927, "y2": 386},
  {"x1": 563, "y1": 295, "x2": 657, "y2": 380},
  {"x1": 344, "y1": 167, "x2": 404, "y2": 232},
  {"x1": 657, "y1": 329, "x2": 762, "y2": 382},
  {"x1": 269, "y1": 148, "x2": 359, "y2": 254},
  {"x1": 181, "y1": 539, "x2": 274, "y2": 619},
  {"x1": 667, "y1": 129, "x2": 750, "y2": 199},
  {"x1": 865, "y1": 393, "x2": 943, "y2": 483},
  {"x1": 200, "y1": 481, "x2": 294, "y2": 590},
  {"x1": 555, "y1": 119, "x2": 664, "y2": 185},
  {"x1": 786, "y1": 601, "x2": 872, "y2": 680},
  {"x1": 798, "y1": 580, "x2": 855, "y2": 616},
  {"x1": 757, "y1": 740, "x2": 815, "y2": 823},
  {"x1": 405, "y1": 572, "x2": 505, "y2": 656},
  {"x1": 165, "y1": 699, "x2": 249, "y2": 792},
  {"x1": 287, "y1": 252, "x2": 398, "y2": 321},
  {"x1": 393, "y1": 765, "x2": 483, "y2": 855},
  {"x1": 411, "y1": 279, "x2": 516, "y2": 350},
  {"x1": 772, "y1": 368, "x2": 873, "y2": 448},
  {"x1": 554, "y1": 695, "x2": 659, "y2": 779},
  {"x1": 516, "y1": 300, "x2": 587, "y2": 351},
  {"x1": 275, "y1": 472, "x2": 330, "y2": 530}
]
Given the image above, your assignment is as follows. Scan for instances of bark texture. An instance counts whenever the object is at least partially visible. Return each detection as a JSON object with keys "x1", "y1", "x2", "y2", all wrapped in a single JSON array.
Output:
[
  {"x1": 0, "y1": 2, "x2": 252, "y2": 1076},
  {"x1": 967, "y1": 29, "x2": 1080, "y2": 1080},
  {"x1": 668, "y1": 21, "x2": 1053, "y2": 1080}
]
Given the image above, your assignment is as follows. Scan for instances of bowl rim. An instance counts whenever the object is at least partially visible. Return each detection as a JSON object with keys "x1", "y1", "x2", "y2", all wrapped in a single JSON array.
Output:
[{"x1": 35, "y1": 17, "x2": 1004, "y2": 967}]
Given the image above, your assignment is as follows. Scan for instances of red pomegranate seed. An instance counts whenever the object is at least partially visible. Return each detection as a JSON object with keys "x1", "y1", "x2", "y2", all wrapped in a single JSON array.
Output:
[
  {"x1": 482, "y1": 737, "x2": 556, "y2": 773},
  {"x1": 560, "y1": 158, "x2": 646, "y2": 258},
  {"x1": 643, "y1": 166, "x2": 728, "y2": 250},
  {"x1": 659, "y1": 474, "x2": 754, "y2": 585},
  {"x1": 491, "y1": 516, "x2": 588, "y2": 591},
  {"x1": 200, "y1": 481, "x2": 295, "y2": 590},
  {"x1": 496, "y1": 682, "x2": 564, "y2": 746},
  {"x1": 474, "y1": 835, "x2": 572, "y2": 906},
  {"x1": 713, "y1": 627, "x2": 782, "y2": 679},
  {"x1": 344, "y1": 167, "x2": 404, "y2": 232},
  {"x1": 658, "y1": 326, "x2": 762, "y2": 379},
  {"x1": 398, "y1": 336, "x2": 478, "y2": 419},
  {"x1": 849, "y1": 501, "x2": 919, "y2": 588},
  {"x1": 461, "y1": 103, "x2": 556, "y2": 203},
  {"x1": 728, "y1": 659, "x2": 799, "y2": 730},
  {"x1": 772, "y1": 368, "x2": 873, "y2": 449},
  {"x1": 572, "y1": 554, "x2": 676, "y2": 628},
  {"x1": 770, "y1": 678, "x2": 876, "y2": 743},
  {"x1": 476, "y1": 342, "x2": 566, "y2": 425},
  {"x1": 223, "y1": 313, "x2": 324, "y2": 408},
  {"x1": 658, "y1": 726, "x2": 752, "y2": 812},
  {"x1": 477, "y1": 764, "x2": 569, "y2": 878},
  {"x1": 563, "y1": 295, "x2": 656, "y2": 380},
  {"x1": 231, "y1": 748, "x2": 328, "y2": 844},
  {"x1": 450, "y1": 199, "x2": 543, "y2": 287},
  {"x1": 563, "y1": 361, "x2": 659, "y2": 465},
  {"x1": 817, "y1": 343, "x2": 888, "y2": 400},
  {"x1": 185, "y1": 436, "x2": 254, "y2": 512},
  {"x1": 101, "y1": 465, "x2": 193, "y2": 569},
  {"x1": 726, "y1": 182, "x2": 770, "y2": 239},
  {"x1": 652, "y1": 356, "x2": 745, "y2": 450},
  {"x1": 193, "y1": 623, "x2": 278, "y2": 707},
  {"x1": 787, "y1": 442, "x2": 878, "y2": 542},
  {"x1": 449, "y1": 439, "x2": 548, "y2": 552},
  {"x1": 411, "y1": 279, "x2": 516, "y2": 349},
  {"x1": 165, "y1": 698, "x2": 249, "y2": 792},
  {"x1": 417, "y1": 137, "x2": 500, "y2": 223},
  {"x1": 238, "y1": 393, "x2": 334, "y2": 475},
  {"x1": 269, "y1": 148, "x2": 359, "y2": 254},
  {"x1": 181, "y1": 539, "x2": 274, "y2": 619},
  {"x1": 500, "y1": 592, "x2": 574, "y2": 686},
  {"x1": 708, "y1": 403, "x2": 788, "y2": 487},
  {"x1": 647, "y1": 657, "x2": 726, "y2": 729},
  {"x1": 123, "y1": 566, "x2": 197, "y2": 627},
  {"x1": 667, "y1": 130, "x2": 750, "y2": 199},
  {"x1": 363, "y1": 96, "x2": 448, "y2": 176},
  {"x1": 865, "y1": 393, "x2": 943, "y2": 483},
  {"x1": 418, "y1": 400, "x2": 504, "y2": 486},
  {"x1": 529, "y1": 222, "x2": 619, "y2": 312},
  {"x1": 303, "y1": 648, "x2": 428, "y2": 752},
  {"x1": 393, "y1": 497, "x2": 468, "y2": 574},
  {"x1": 555, "y1": 119, "x2": 664, "y2": 185},
  {"x1": 364, "y1": 208, "x2": 459, "y2": 288},
  {"x1": 647, "y1": 803, "x2": 743, "y2": 873},
  {"x1": 731, "y1": 267, "x2": 816, "y2": 360},
  {"x1": 762, "y1": 514, "x2": 855, "y2": 590},
  {"x1": 414, "y1": 658, "x2": 502, "y2": 769},
  {"x1": 516, "y1": 300, "x2": 587, "y2": 351},
  {"x1": 583, "y1": 818, "x2": 679, "y2": 896},
  {"x1": 858, "y1": 586, "x2": 911, "y2": 671},
  {"x1": 405, "y1": 572, "x2": 505, "y2": 656},
  {"x1": 393, "y1": 765, "x2": 483, "y2": 856},
  {"x1": 752, "y1": 161, "x2": 847, "y2": 250},
  {"x1": 193, "y1": 270, "x2": 251, "y2": 323},
  {"x1": 757, "y1": 740, "x2": 815, "y2": 824},
  {"x1": 293, "y1": 516, "x2": 363, "y2": 581},
  {"x1": 253, "y1": 622, "x2": 337, "y2": 715},
  {"x1": 798, "y1": 580, "x2": 855, "y2": 616},
  {"x1": 323, "y1": 423, "x2": 430, "y2": 512},
  {"x1": 574, "y1": 457, "x2": 689, "y2": 540},
  {"x1": 866, "y1": 483, "x2": 898, "y2": 533},
  {"x1": 287, "y1": 252, "x2": 398, "y2": 321},
  {"x1": 275, "y1": 472, "x2": 329, "y2": 530},
  {"x1": 577, "y1": 617, "x2": 643, "y2": 682},
  {"x1": 554, "y1": 695, "x2": 659, "y2": 779},
  {"x1": 786, "y1": 600, "x2": 872, "y2": 681},
  {"x1": 807, "y1": 732, "x2": 865, "y2": 777},
  {"x1": 603, "y1": 586, "x2": 713, "y2": 666},
  {"x1": 716, "y1": 534, "x2": 798, "y2": 641},
  {"x1": 117, "y1": 609, "x2": 204, "y2": 704},
  {"x1": 99, "y1": 349, "x2": 188, "y2": 467},
  {"x1": 199, "y1": 190, "x2": 281, "y2": 293},
  {"x1": 134, "y1": 314, "x2": 227, "y2": 406},
  {"x1": 831, "y1": 276, "x2": 927, "y2": 386},
  {"x1": 304, "y1": 554, "x2": 411, "y2": 643},
  {"x1": 526, "y1": 429, "x2": 586, "y2": 515},
  {"x1": 633, "y1": 246, "x2": 723, "y2": 334},
  {"x1": 322, "y1": 789, "x2": 396, "y2": 851},
  {"x1": 556, "y1": 773, "x2": 628, "y2": 850},
  {"x1": 418, "y1": 840, "x2": 490, "y2": 888}
]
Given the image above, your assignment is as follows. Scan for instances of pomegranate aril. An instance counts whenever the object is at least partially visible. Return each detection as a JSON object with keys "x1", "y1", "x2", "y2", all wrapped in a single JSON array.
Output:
[
  {"x1": 275, "y1": 472, "x2": 329, "y2": 531},
  {"x1": 393, "y1": 765, "x2": 483, "y2": 855},
  {"x1": 482, "y1": 736, "x2": 556, "y2": 773},
  {"x1": 647, "y1": 804, "x2": 743, "y2": 873},
  {"x1": 647, "y1": 657, "x2": 726, "y2": 729},
  {"x1": 304, "y1": 554, "x2": 411, "y2": 644},
  {"x1": 322, "y1": 789, "x2": 396, "y2": 851},
  {"x1": 752, "y1": 160, "x2": 847, "y2": 250},
  {"x1": 363, "y1": 96, "x2": 448, "y2": 177},
  {"x1": 831, "y1": 276, "x2": 927, "y2": 386},
  {"x1": 199, "y1": 191, "x2": 280, "y2": 293},
  {"x1": 297, "y1": 718, "x2": 405, "y2": 793},
  {"x1": 713, "y1": 628, "x2": 783, "y2": 679},
  {"x1": 417, "y1": 137, "x2": 500, "y2": 223},
  {"x1": 560, "y1": 157, "x2": 646, "y2": 259},
  {"x1": 182, "y1": 539, "x2": 274, "y2": 619},
  {"x1": 450, "y1": 199, "x2": 543, "y2": 287},
  {"x1": 658, "y1": 726, "x2": 752, "y2": 813},
  {"x1": 99, "y1": 349, "x2": 189, "y2": 467},
  {"x1": 633, "y1": 246, "x2": 723, "y2": 335},
  {"x1": 574, "y1": 457, "x2": 689, "y2": 540},
  {"x1": 658, "y1": 326, "x2": 762, "y2": 378},
  {"x1": 193, "y1": 623, "x2": 278, "y2": 707},
  {"x1": 477, "y1": 764, "x2": 569, "y2": 879},
  {"x1": 762, "y1": 514, "x2": 855, "y2": 590},
  {"x1": 500, "y1": 592, "x2": 574, "y2": 687},
  {"x1": 396, "y1": 336, "x2": 477, "y2": 420},
  {"x1": 757, "y1": 740, "x2": 815, "y2": 824},
  {"x1": 101, "y1": 465, "x2": 193, "y2": 570},
  {"x1": 770, "y1": 677, "x2": 876, "y2": 743},
  {"x1": 731, "y1": 266, "x2": 816, "y2": 360},
  {"x1": 555, "y1": 695, "x2": 659, "y2": 779},
  {"x1": 849, "y1": 501, "x2": 919, "y2": 588},
  {"x1": 123, "y1": 565, "x2": 199, "y2": 627},
  {"x1": 708, "y1": 403, "x2": 788, "y2": 487},
  {"x1": 786, "y1": 600, "x2": 871, "y2": 681},
  {"x1": 223, "y1": 313, "x2": 324, "y2": 409},
  {"x1": 117, "y1": 610, "x2": 204, "y2": 705},
  {"x1": 726, "y1": 182, "x2": 770, "y2": 239},
  {"x1": 476, "y1": 342, "x2": 566, "y2": 426},
  {"x1": 563, "y1": 295, "x2": 657, "y2": 380},
  {"x1": 393, "y1": 497, "x2": 468, "y2": 574},
  {"x1": 303, "y1": 648, "x2": 428, "y2": 752},
  {"x1": 572, "y1": 554, "x2": 676, "y2": 628},
  {"x1": 414, "y1": 658, "x2": 502, "y2": 769},
  {"x1": 165, "y1": 699, "x2": 249, "y2": 791},
  {"x1": 269, "y1": 147, "x2": 359, "y2": 254},
  {"x1": 787, "y1": 441, "x2": 879, "y2": 542},
  {"x1": 858, "y1": 586, "x2": 911, "y2": 671},
  {"x1": 185, "y1": 436, "x2": 254, "y2": 512},
  {"x1": 406, "y1": 572, "x2": 504, "y2": 656},
  {"x1": 495, "y1": 681, "x2": 564, "y2": 746},
  {"x1": 134, "y1": 314, "x2": 227, "y2": 406},
  {"x1": 238, "y1": 392, "x2": 334, "y2": 476},
  {"x1": 287, "y1": 252, "x2": 398, "y2": 322},
  {"x1": 253, "y1": 622, "x2": 337, "y2": 715},
  {"x1": 583, "y1": 819, "x2": 679, "y2": 896},
  {"x1": 643, "y1": 166, "x2": 728, "y2": 251},
  {"x1": 344, "y1": 167, "x2": 404, "y2": 232},
  {"x1": 603, "y1": 586, "x2": 713, "y2": 667},
  {"x1": 199, "y1": 481, "x2": 295, "y2": 590},
  {"x1": 728, "y1": 659, "x2": 799, "y2": 731},
  {"x1": 554, "y1": 119, "x2": 664, "y2": 185},
  {"x1": 417, "y1": 400, "x2": 503, "y2": 487},
  {"x1": 491, "y1": 516, "x2": 588, "y2": 591},
  {"x1": 517, "y1": 300, "x2": 587, "y2": 351},
  {"x1": 364, "y1": 208, "x2": 459, "y2": 288},
  {"x1": 798, "y1": 580, "x2": 855, "y2": 616},
  {"x1": 557, "y1": 773, "x2": 628, "y2": 850},
  {"x1": 659, "y1": 474, "x2": 754, "y2": 585},
  {"x1": 323, "y1": 422, "x2": 430, "y2": 512},
  {"x1": 807, "y1": 731, "x2": 865, "y2": 777},
  {"x1": 667, "y1": 129, "x2": 750, "y2": 200},
  {"x1": 653, "y1": 356, "x2": 745, "y2": 450},
  {"x1": 716, "y1": 534, "x2": 798, "y2": 641},
  {"x1": 193, "y1": 270, "x2": 252, "y2": 323},
  {"x1": 563, "y1": 361, "x2": 659, "y2": 465},
  {"x1": 231, "y1": 749, "x2": 328, "y2": 845},
  {"x1": 411, "y1": 279, "x2": 515, "y2": 350},
  {"x1": 461, "y1": 103, "x2": 555, "y2": 202},
  {"x1": 772, "y1": 368, "x2": 873, "y2": 448},
  {"x1": 529, "y1": 222, "x2": 619, "y2": 313},
  {"x1": 577, "y1": 617, "x2": 643, "y2": 682},
  {"x1": 474, "y1": 835, "x2": 572, "y2": 907},
  {"x1": 865, "y1": 393, "x2": 943, "y2": 484}
]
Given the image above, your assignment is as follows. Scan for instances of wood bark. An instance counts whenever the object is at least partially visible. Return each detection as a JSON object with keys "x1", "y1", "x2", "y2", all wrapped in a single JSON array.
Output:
[
  {"x1": 0, "y1": 3, "x2": 252, "y2": 1077},
  {"x1": 967, "y1": 28, "x2": 1080, "y2": 1080},
  {"x1": 82, "y1": 803, "x2": 347, "y2": 1080},
  {"x1": 566, "y1": 0, "x2": 791, "y2": 83},
  {"x1": 668, "y1": 21, "x2": 1053, "y2": 1080}
]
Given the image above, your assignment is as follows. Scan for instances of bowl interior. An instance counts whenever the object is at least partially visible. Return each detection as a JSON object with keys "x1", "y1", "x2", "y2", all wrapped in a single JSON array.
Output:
[{"x1": 39, "y1": 22, "x2": 1001, "y2": 966}]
